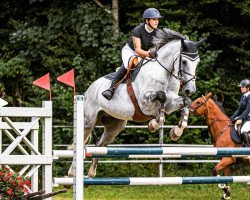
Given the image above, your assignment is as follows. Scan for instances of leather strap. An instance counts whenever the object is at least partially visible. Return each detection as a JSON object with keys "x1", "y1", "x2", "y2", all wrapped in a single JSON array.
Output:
[{"x1": 127, "y1": 77, "x2": 153, "y2": 122}]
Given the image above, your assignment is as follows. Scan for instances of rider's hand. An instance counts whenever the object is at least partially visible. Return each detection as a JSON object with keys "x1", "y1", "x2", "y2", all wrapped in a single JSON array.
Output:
[
  {"x1": 148, "y1": 51, "x2": 158, "y2": 59},
  {"x1": 235, "y1": 119, "x2": 243, "y2": 125}
]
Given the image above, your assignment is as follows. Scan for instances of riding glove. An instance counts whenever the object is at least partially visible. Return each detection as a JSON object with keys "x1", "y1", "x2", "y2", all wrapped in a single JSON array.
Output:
[
  {"x1": 148, "y1": 51, "x2": 158, "y2": 59},
  {"x1": 235, "y1": 119, "x2": 243, "y2": 125}
]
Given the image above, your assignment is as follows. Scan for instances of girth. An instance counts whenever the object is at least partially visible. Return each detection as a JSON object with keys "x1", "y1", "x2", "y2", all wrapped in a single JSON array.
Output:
[{"x1": 127, "y1": 77, "x2": 153, "y2": 122}]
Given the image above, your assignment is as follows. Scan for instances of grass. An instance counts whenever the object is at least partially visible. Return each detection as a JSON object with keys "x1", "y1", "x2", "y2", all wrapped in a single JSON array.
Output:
[{"x1": 52, "y1": 183, "x2": 250, "y2": 200}]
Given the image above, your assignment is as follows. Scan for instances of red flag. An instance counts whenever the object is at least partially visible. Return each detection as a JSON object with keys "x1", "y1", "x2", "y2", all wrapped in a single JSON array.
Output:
[
  {"x1": 33, "y1": 73, "x2": 51, "y2": 100},
  {"x1": 33, "y1": 73, "x2": 51, "y2": 90},
  {"x1": 57, "y1": 69, "x2": 76, "y2": 95}
]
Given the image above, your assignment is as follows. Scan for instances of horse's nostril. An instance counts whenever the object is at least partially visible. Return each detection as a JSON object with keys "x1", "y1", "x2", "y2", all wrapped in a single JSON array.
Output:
[{"x1": 185, "y1": 90, "x2": 191, "y2": 96}]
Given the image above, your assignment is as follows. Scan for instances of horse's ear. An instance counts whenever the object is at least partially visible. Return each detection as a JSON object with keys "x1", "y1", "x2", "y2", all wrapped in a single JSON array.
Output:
[
  {"x1": 183, "y1": 35, "x2": 189, "y2": 40},
  {"x1": 213, "y1": 93, "x2": 224, "y2": 104},
  {"x1": 196, "y1": 37, "x2": 207, "y2": 47},
  {"x1": 181, "y1": 38, "x2": 186, "y2": 48},
  {"x1": 205, "y1": 92, "x2": 213, "y2": 99}
]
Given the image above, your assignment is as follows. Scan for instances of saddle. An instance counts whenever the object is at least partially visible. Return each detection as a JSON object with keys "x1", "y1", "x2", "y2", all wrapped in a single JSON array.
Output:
[
  {"x1": 104, "y1": 58, "x2": 143, "y2": 83},
  {"x1": 104, "y1": 58, "x2": 153, "y2": 122},
  {"x1": 230, "y1": 126, "x2": 242, "y2": 144},
  {"x1": 230, "y1": 123, "x2": 250, "y2": 146}
]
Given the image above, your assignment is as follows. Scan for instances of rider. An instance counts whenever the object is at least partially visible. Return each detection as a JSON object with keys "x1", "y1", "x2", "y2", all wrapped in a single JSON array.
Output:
[
  {"x1": 231, "y1": 79, "x2": 250, "y2": 146},
  {"x1": 102, "y1": 8, "x2": 162, "y2": 100}
]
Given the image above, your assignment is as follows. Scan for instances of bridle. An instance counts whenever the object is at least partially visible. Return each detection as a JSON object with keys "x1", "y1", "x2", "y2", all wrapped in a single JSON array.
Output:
[
  {"x1": 191, "y1": 95, "x2": 231, "y2": 138},
  {"x1": 155, "y1": 50, "x2": 199, "y2": 88},
  {"x1": 133, "y1": 42, "x2": 199, "y2": 89},
  {"x1": 191, "y1": 95, "x2": 210, "y2": 113},
  {"x1": 178, "y1": 52, "x2": 199, "y2": 86}
]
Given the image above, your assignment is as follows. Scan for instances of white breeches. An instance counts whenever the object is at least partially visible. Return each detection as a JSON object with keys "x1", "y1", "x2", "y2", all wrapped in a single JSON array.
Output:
[
  {"x1": 241, "y1": 121, "x2": 250, "y2": 133},
  {"x1": 122, "y1": 44, "x2": 138, "y2": 69}
]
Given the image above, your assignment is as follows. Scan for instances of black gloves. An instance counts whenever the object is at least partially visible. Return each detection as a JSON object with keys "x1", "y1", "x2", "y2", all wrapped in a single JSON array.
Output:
[{"x1": 148, "y1": 51, "x2": 158, "y2": 59}]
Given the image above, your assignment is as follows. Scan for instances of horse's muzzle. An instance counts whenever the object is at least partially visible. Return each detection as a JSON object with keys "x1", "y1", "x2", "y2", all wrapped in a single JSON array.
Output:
[{"x1": 184, "y1": 89, "x2": 195, "y2": 97}]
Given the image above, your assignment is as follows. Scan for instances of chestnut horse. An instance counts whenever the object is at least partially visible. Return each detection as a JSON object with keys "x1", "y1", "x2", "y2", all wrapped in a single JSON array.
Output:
[
  {"x1": 190, "y1": 92, "x2": 246, "y2": 199},
  {"x1": 191, "y1": 92, "x2": 243, "y2": 175}
]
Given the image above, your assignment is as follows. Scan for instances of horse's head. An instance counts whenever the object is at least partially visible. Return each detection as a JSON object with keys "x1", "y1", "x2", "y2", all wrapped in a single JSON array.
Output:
[
  {"x1": 179, "y1": 38, "x2": 207, "y2": 96},
  {"x1": 152, "y1": 29, "x2": 206, "y2": 96},
  {"x1": 190, "y1": 92, "x2": 213, "y2": 115}
]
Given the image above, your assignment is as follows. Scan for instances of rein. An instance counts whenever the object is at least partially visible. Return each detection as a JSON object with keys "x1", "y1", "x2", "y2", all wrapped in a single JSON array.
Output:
[
  {"x1": 155, "y1": 51, "x2": 198, "y2": 88},
  {"x1": 192, "y1": 95, "x2": 231, "y2": 138}
]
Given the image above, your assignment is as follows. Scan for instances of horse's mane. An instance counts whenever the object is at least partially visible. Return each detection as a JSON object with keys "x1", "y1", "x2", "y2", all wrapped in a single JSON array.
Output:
[
  {"x1": 212, "y1": 98, "x2": 229, "y2": 118},
  {"x1": 152, "y1": 28, "x2": 185, "y2": 50}
]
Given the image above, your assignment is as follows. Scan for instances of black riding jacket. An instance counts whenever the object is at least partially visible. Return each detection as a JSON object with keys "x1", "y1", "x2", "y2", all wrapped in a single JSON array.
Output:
[
  {"x1": 127, "y1": 23, "x2": 158, "y2": 51},
  {"x1": 231, "y1": 92, "x2": 250, "y2": 121}
]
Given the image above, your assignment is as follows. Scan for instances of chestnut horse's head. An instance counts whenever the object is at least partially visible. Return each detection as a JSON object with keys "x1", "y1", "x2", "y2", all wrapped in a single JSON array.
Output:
[{"x1": 190, "y1": 92, "x2": 213, "y2": 115}]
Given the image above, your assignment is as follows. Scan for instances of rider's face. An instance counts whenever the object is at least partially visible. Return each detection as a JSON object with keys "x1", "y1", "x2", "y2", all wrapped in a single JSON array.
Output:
[
  {"x1": 147, "y1": 18, "x2": 159, "y2": 29},
  {"x1": 240, "y1": 86, "x2": 249, "y2": 93}
]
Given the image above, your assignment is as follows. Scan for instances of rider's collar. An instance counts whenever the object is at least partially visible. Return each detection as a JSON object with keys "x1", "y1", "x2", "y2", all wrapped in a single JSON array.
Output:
[
  {"x1": 145, "y1": 24, "x2": 154, "y2": 33},
  {"x1": 244, "y1": 91, "x2": 250, "y2": 97}
]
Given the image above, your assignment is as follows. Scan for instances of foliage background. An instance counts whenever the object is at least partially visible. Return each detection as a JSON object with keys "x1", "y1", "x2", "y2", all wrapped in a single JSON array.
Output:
[{"x1": 0, "y1": 0, "x2": 249, "y2": 177}]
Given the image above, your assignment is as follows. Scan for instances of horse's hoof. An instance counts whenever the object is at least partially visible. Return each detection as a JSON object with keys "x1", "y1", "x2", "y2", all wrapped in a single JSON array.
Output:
[
  {"x1": 169, "y1": 126, "x2": 183, "y2": 141},
  {"x1": 218, "y1": 183, "x2": 226, "y2": 189},
  {"x1": 223, "y1": 186, "x2": 231, "y2": 197},
  {"x1": 87, "y1": 172, "x2": 96, "y2": 178},
  {"x1": 222, "y1": 193, "x2": 231, "y2": 200},
  {"x1": 148, "y1": 119, "x2": 160, "y2": 132},
  {"x1": 67, "y1": 172, "x2": 73, "y2": 177}
]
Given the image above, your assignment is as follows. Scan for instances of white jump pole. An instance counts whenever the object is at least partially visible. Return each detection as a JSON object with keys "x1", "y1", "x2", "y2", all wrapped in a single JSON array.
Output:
[
  {"x1": 42, "y1": 101, "x2": 53, "y2": 199},
  {"x1": 73, "y1": 95, "x2": 84, "y2": 200}
]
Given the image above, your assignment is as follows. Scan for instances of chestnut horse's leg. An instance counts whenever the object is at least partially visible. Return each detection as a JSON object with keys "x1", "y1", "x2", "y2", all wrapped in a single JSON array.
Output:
[
  {"x1": 213, "y1": 157, "x2": 236, "y2": 176},
  {"x1": 214, "y1": 157, "x2": 236, "y2": 200}
]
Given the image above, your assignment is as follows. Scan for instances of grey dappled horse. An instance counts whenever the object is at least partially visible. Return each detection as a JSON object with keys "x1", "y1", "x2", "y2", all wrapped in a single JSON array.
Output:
[{"x1": 68, "y1": 28, "x2": 206, "y2": 178}]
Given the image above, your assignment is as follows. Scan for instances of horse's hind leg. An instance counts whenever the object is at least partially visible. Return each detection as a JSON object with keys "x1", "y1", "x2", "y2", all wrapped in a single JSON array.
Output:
[
  {"x1": 67, "y1": 126, "x2": 95, "y2": 177},
  {"x1": 67, "y1": 110, "x2": 103, "y2": 177},
  {"x1": 87, "y1": 117, "x2": 127, "y2": 178}
]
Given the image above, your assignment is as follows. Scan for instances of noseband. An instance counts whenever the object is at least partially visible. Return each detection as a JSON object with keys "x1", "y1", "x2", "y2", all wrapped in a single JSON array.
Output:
[
  {"x1": 191, "y1": 95, "x2": 210, "y2": 113},
  {"x1": 178, "y1": 52, "x2": 199, "y2": 86},
  {"x1": 192, "y1": 95, "x2": 232, "y2": 138}
]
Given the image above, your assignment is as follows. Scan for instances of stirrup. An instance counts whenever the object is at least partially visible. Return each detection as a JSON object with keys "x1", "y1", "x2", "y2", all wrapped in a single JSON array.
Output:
[{"x1": 102, "y1": 89, "x2": 114, "y2": 100}]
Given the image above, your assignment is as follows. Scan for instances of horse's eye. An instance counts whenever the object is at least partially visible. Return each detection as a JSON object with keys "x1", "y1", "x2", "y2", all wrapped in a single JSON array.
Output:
[{"x1": 182, "y1": 60, "x2": 187, "y2": 65}]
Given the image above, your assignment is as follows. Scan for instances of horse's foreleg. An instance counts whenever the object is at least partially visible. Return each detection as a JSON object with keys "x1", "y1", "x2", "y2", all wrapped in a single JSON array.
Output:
[
  {"x1": 147, "y1": 91, "x2": 167, "y2": 132},
  {"x1": 169, "y1": 106, "x2": 189, "y2": 141},
  {"x1": 215, "y1": 158, "x2": 235, "y2": 200},
  {"x1": 213, "y1": 157, "x2": 236, "y2": 176}
]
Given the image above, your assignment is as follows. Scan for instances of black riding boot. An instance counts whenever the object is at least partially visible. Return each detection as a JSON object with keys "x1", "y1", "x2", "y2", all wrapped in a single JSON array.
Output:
[
  {"x1": 102, "y1": 65, "x2": 127, "y2": 100},
  {"x1": 242, "y1": 132, "x2": 250, "y2": 147}
]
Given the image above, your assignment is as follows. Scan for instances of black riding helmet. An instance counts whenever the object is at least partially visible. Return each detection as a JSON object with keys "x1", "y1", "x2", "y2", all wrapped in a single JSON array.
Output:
[
  {"x1": 238, "y1": 79, "x2": 250, "y2": 87},
  {"x1": 143, "y1": 8, "x2": 162, "y2": 19}
]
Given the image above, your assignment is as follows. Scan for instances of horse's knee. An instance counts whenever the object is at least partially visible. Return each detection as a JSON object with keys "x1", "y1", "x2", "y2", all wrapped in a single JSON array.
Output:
[
  {"x1": 212, "y1": 168, "x2": 218, "y2": 176},
  {"x1": 156, "y1": 91, "x2": 167, "y2": 102}
]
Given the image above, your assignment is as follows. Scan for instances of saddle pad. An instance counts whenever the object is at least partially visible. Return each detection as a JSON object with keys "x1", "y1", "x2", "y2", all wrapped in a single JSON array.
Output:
[
  {"x1": 230, "y1": 127, "x2": 242, "y2": 144},
  {"x1": 104, "y1": 60, "x2": 143, "y2": 83}
]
